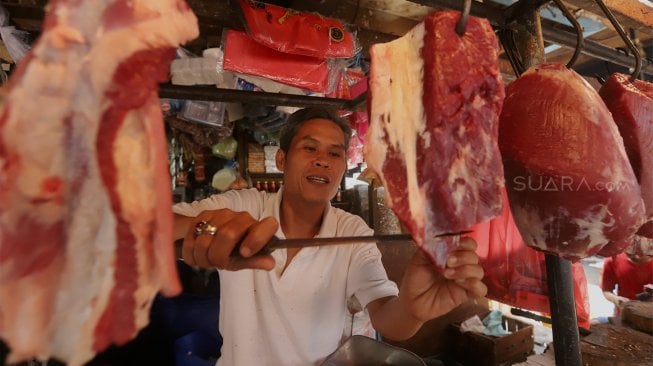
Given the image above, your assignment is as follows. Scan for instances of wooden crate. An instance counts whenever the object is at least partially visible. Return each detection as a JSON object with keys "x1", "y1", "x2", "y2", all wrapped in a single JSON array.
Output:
[{"x1": 447, "y1": 313, "x2": 534, "y2": 366}]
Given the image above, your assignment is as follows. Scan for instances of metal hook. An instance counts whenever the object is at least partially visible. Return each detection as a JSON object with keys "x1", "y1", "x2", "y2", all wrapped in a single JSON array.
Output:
[
  {"x1": 593, "y1": 0, "x2": 642, "y2": 81},
  {"x1": 498, "y1": 28, "x2": 526, "y2": 77},
  {"x1": 455, "y1": 0, "x2": 472, "y2": 36},
  {"x1": 551, "y1": 0, "x2": 584, "y2": 68}
]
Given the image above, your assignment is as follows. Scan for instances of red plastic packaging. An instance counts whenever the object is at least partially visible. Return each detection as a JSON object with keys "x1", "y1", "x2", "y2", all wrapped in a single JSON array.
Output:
[
  {"x1": 238, "y1": 0, "x2": 357, "y2": 59},
  {"x1": 222, "y1": 29, "x2": 330, "y2": 93},
  {"x1": 470, "y1": 190, "x2": 591, "y2": 328}
]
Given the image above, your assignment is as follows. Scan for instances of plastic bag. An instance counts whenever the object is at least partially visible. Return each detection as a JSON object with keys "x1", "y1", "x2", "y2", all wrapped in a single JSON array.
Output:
[
  {"x1": 223, "y1": 29, "x2": 333, "y2": 93},
  {"x1": 211, "y1": 136, "x2": 237, "y2": 160},
  {"x1": 237, "y1": 0, "x2": 358, "y2": 59},
  {"x1": 0, "y1": 6, "x2": 30, "y2": 63},
  {"x1": 470, "y1": 190, "x2": 591, "y2": 328}
]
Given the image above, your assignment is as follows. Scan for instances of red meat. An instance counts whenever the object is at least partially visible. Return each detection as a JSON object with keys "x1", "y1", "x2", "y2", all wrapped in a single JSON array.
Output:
[
  {"x1": 0, "y1": 1, "x2": 197, "y2": 364},
  {"x1": 499, "y1": 64, "x2": 645, "y2": 261},
  {"x1": 366, "y1": 10, "x2": 505, "y2": 267}
]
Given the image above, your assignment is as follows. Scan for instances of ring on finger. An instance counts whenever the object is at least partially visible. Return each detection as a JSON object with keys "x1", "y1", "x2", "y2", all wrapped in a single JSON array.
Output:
[{"x1": 194, "y1": 220, "x2": 218, "y2": 237}]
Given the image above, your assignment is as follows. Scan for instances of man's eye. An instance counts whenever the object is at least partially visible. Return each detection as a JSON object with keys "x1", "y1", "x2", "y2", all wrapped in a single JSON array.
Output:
[
  {"x1": 304, "y1": 146, "x2": 316, "y2": 152},
  {"x1": 329, "y1": 152, "x2": 342, "y2": 157}
]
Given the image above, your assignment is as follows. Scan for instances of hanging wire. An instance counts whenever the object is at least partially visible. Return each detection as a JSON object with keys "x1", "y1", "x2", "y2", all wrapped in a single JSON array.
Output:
[
  {"x1": 455, "y1": 0, "x2": 472, "y2": 36},
  {"x1": 593, "y1": 0, "x2": 642, "y2": 81},
  {"x1": 551, "y1": 0, "x2": 584, "y2": 68},
  {"x1": 498, "y1": 28, "x2": 526, "y2": 77}
]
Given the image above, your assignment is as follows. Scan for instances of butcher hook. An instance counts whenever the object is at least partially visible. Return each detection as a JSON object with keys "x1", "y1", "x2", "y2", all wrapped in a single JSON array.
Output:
[
  {"x1": 593, "y1": 0, "x2": 642, "y2": 81},
  {"x1": 455, "y1": 0, "x2": 472, "y2": 36},
  {"x1": 551, "y1": 0, "x2": 584, "y2": 68}
]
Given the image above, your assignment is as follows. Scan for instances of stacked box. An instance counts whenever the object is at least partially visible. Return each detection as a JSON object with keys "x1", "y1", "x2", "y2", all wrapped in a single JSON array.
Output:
[
  {"x1": 447, "y1": 313, "x2": 534, "y2": 366},
  {"x1": 247, "y1": 143, "x2": 265, "y2": 173}
]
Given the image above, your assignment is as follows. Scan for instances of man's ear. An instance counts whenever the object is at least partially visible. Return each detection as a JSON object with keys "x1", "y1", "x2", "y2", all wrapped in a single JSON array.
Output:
[{"x1": 276, "y1": 148, "x2": 286, "y2": 172}]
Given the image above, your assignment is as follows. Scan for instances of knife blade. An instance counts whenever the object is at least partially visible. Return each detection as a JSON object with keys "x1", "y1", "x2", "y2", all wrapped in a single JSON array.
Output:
[{"x1": 233, "y1": 231, "x2": 471, "y2": 257}]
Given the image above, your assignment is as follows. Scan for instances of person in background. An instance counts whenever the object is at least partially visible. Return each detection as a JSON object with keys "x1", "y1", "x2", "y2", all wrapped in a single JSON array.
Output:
[
  {"x1": 601, "y1": 235, "x2": 653, "y2": 313},
  {"x1": 172, "y1": 107, "x2": 487, "y2": 366}
]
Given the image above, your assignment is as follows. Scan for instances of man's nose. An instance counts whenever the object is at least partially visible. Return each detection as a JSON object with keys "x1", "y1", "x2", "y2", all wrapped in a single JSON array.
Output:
[{"x1": 313, "y1": 156, "x2": 330, "y2": 168}]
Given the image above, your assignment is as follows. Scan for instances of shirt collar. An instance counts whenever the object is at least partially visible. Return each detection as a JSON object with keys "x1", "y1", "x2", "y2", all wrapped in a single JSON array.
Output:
[{"x1": 267, "y1": 187, "x2": 336, "y2": 240}]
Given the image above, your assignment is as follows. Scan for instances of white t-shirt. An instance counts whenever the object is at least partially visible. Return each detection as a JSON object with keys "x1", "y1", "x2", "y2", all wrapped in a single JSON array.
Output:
[{"x1": 173, "y1": 188, "x2": 399, "y2": 366}]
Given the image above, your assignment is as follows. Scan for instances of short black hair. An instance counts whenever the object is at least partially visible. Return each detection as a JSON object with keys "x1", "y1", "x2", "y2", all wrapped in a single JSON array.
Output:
[{"x1": 278, "y1": 108, "x2": 352, "y2": 153}]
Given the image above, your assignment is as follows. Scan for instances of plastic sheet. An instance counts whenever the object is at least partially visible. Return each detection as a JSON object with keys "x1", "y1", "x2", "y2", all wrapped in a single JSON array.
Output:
[{"x1": 470, "y1": 190, "x2": 591, "y2": 328}]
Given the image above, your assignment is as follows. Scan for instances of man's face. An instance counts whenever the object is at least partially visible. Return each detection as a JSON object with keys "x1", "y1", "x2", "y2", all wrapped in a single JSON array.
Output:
[{"x1": 276, "y1": 118, "x2": 347, "y2": 205}]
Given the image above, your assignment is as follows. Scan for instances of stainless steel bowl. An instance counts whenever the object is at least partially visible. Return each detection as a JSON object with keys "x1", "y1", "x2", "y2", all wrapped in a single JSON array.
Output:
[{"x1": 321, "y1": 335, "x2": 426, "y2": 366}]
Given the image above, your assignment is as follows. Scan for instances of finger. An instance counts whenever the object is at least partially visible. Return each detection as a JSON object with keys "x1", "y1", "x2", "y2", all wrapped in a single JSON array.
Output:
[
  {"x1": 182, "y1": 216, "x2": 212, "y2": 266},
  {"x1": 208, "y1": 213, "x2": 258, "y2": 268},
  {"x1": 447, "y1": 250, "x2": 479, "y2": 267},
  {"x1": 455, "y1": 279, "x2": 488, "y2": 299},
  {"x1": 456, "y1": 237, "x2": 478, "y2": 251},
  {"x1": 239, "y1": 216, "x2": 279, "y2": 257},
  {"x1": 193, "y1": 230, "x2": 216, "y2": 268},
  {"x1": 444, "y1": 263, "x2": 484, "y2": 281}
]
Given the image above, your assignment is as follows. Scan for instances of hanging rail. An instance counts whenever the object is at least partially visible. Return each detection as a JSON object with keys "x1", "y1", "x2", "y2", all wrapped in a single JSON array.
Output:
[{"x1": 410, "y1": 0, "x2": 653, "y2": 76}]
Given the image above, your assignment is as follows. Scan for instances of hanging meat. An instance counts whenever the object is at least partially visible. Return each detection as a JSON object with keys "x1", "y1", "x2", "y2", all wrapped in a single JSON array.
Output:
[
  {"x1": 599, "y1": 73, "x2": 653, "y2": 241},
  {"x1": 365, "y1": 10, "x2": 505, "y2": 267},
  {"x1": 0, "y1": 1, "x2": 198, "y2": 365},
  {"x1": 499, "y1": 63, "x2": 645, "y2": 261}
]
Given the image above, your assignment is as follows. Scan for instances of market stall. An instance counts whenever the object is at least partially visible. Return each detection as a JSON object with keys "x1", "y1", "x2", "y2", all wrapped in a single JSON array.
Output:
[{"x1": 0, "y1": 1, "x2": 651, "y2": 366}]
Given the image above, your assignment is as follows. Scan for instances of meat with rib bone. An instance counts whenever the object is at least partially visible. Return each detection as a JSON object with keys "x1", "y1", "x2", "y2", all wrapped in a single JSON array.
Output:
[
  {"x1": 599, "y1": 73, "x2": 653, "y2": 241},
  {"x1": 499, "y1": 63, "x2": 645, "y2": 261},
  {"x1": 0, "y1": 1, "x2": 198, "y2": 365},
  {"x1": 366, "y1": 10, "x2": 505, "y2": 267}
]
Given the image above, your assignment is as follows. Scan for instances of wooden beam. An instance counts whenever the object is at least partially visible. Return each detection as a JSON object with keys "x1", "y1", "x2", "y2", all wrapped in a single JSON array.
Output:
[{"x1": 562, "y1": 0, "x2": 653, "y2": 36}]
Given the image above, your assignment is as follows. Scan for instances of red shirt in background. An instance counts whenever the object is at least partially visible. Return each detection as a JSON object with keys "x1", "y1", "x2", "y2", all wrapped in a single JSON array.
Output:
[{"x1": 600, "y1": 253, "x2": 653, "y2": 300}]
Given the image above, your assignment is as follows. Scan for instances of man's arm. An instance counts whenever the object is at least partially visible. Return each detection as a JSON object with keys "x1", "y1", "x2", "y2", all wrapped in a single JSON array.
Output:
[
  {"x1": 602, "y1": 291, "x2": 630, "y2": 309},
  {"x1": 174, "y1": 213, "x2": 197, "y2": 241},
  {"x1": 367, "y1": 237, "x2": 487, "y2": 341}
]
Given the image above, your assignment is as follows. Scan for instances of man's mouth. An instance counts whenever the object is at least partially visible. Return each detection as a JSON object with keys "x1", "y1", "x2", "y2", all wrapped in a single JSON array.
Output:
[{"x1": 306, "y1": 175, "x2": 330, "y2": 184}]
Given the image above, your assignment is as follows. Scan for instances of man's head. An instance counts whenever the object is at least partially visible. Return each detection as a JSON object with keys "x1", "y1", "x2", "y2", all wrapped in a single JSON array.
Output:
[
  {"x1": 279, "y1": 108, "x2": 352, "y2": 154},
  {"x1": 275, "y1": 108, "x2": 352, "y2": 205},
  {"x1": 624, "y1": 235, "x2": 653, "y2": 265}
]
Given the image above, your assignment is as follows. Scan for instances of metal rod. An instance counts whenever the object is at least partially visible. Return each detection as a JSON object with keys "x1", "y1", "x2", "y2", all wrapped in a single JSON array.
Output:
[
  {"x1": 545, "y1": 254, "x2": 582, "y2": 366},
  {"x1": 158, "y1": 84, "x2": 366, "y2": 111},
  {"x1": 409, "y1": 0, "x2": 653, "y2": 76},
  {"x1": 541, "y1": 26, "x2": 653, "y2": 76}
]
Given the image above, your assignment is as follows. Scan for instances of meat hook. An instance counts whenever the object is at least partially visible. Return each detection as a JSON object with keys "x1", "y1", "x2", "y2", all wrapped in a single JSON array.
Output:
[
  {"x1": 455, "y1": 0, "x2": 472, "y2": 36},
  {"x1": 551, "y1": 0, "x2": 584, "y2": 68},
  {"x1": 593, "y1": 0, "x2": 642, "y2": 81},
  {"x1": 498, "y1": 28, "x2": 525, "y2": 77}
]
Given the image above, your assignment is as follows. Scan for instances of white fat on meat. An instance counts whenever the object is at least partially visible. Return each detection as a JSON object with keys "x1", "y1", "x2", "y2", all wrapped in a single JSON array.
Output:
[{"x1": 367, "y1": 22, "x2": 429, "y2": 239}]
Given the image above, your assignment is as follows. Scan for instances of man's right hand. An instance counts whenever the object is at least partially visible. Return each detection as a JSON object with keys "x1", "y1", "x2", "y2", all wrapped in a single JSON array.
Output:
[{"x1": 180, "y1": 209, "x2": 278, "y2": 271}]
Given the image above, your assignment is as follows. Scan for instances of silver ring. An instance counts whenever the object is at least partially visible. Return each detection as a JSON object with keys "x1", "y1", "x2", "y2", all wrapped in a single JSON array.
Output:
[{"x1": 194, "y1": 220, "x2": 218, "y2": 237}]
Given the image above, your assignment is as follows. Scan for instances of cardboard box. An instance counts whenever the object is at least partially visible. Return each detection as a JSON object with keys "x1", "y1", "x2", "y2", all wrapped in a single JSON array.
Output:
[{"x1": 447, "y1": 313, "x2": 534, "y2": 366}]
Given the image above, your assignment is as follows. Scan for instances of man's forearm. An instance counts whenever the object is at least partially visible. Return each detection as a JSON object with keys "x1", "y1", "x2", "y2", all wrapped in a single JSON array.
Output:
[
  {"x1": 173, "y1": 213, "x2": 196, "y2": 241},
  {"x1": 367, "y1": 296, "x2": 424, "y2": 341}
]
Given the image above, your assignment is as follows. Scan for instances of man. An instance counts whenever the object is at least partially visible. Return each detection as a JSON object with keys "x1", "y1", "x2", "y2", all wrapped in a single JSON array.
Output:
[
  {"x1": 601, "y1": 235, "x2": 653, "y2": 312},
  {"x1": 173, "y1": 108, "x2": 487, "y2": 365}
]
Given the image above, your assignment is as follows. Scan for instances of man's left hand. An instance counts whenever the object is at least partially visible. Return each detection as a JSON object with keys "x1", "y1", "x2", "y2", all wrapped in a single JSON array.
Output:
[{"x1": 399, "y1": 237, "x2": 487, "y2": 322}]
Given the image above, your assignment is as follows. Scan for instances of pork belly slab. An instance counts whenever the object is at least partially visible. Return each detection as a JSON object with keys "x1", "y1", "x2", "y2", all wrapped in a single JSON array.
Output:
[
  {"x1": 366, "y1": 10, "x2": 505, "y2": 267},
  {"x1": 0, "y1": 1, "x2": 197, "y2": 364}
]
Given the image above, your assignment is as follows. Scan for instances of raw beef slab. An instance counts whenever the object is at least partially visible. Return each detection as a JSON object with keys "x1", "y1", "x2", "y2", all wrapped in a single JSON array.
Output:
[
  {"x1": 499, "y1": 64, "x2": 645, "y2": 261},
  {"x1": 599, "y1": 73, "x2": 653, "y2": 241},
  {"x1": 366, "y1": 10, "x2": 505, "y2": 267},
  {"x1": 0, "y1": 1, "x2": 197, "y2": 365}
]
